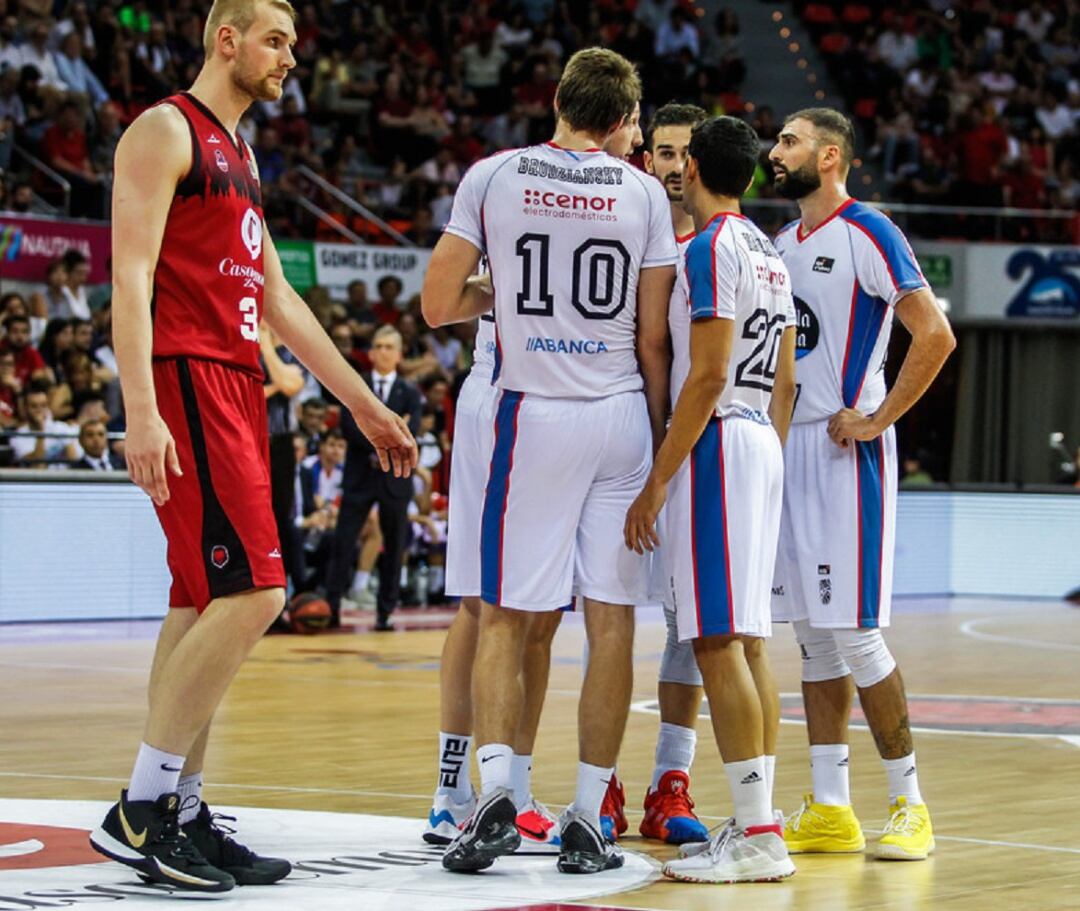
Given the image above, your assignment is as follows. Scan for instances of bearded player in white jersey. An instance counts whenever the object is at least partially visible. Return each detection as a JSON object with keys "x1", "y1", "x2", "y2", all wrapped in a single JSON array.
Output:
[
  {"x1": 768, "y1": 108, "x2": 955, "y2": 861},
  {"x1": 423, "y1": 49, "x2": 676, "y2": 875},
  {"x1": 423, "y1": 102, "x2": 647, "y2": 855},
  {"x1": 626, "y1": 115, "x2": 798, "y2": 884}
]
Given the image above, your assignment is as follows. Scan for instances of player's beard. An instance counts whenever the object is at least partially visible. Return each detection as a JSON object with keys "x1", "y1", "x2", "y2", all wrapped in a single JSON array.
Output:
[
  {"x1": 774, "y1": 160, "x2": 821, "y2": 199},
  {"x1": 232, "y1": 48, "x2": 283, "y2": 102},
  {"x1": 661, "y1": 172, "x2": 683, "y2": 203}
]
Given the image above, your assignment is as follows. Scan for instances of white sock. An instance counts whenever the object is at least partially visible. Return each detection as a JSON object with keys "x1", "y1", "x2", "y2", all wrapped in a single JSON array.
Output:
[
  {"x1": 128, "y1": 742, "x2": 185, "y2": 803},
  {"x1": 430, "y1": 566, "x2": 445, "y2": 591},
  {"x1": 810, "y1": 744, "x2": 851, "y2": 806},
  {"x1": 509, "y1": 754, "x2": 532, "y2": 812},
  {"x1": 573, "y1": 761, "x2": 614, "y2": 828},
  {"x1": 436, "y1": 732, "x2": 473, "y2": 800},
  {"x1": 400, "y1": 566, "x2": 409, "y2": 587},
  {"x1": 765, "y1": 754, "x2": 776, "y2": 807},
  {"x1": 724, "y1": 756, "x2": 772, "y2": 830},
  {"x1": 650, "y1": 722, "x2": 697, "y2": 791},
  {"x1": 177, "y1": 772, "x2": 203, "y2": 825},
  {"x1": 882, "y1": 752, "x2": 923, "y2": 805},
  {"x1": 476, "y1": 743, "x2": 513, "y2": 796},
  {"x1": 352, "y1": 570, "x2": 370, "y2": 592}
]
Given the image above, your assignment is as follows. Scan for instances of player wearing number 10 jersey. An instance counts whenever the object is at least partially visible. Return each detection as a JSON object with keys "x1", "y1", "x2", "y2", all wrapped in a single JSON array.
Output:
[{"x1": 423, "y1": 48, "x2": 676, "y2": 876}]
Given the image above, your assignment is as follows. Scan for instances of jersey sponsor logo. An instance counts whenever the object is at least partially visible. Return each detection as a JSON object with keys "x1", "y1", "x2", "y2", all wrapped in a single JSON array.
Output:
[
  {"x1": 522, "y1": 188, "x2": 618, "y2": 223},
  {"x1": 213, "y1": 148, "x2": 229, "y2": 173},
  {"x1": 524, "y1": 336, "x2": 609, "y2": 355},
  {"x1": 516, "y1": 156, "x2": 624, "y2": 186},
  {"x1": 754, "y1": 262, "x2": 788, "y2": 290},
  {"x1": 241, "y1": 208, "x2": 263, "y2": 260},
  {"x1": 522, "y1": 188, "x2": 617, "y2": 213},
  {"x1": 218, "y1": 257, "x2": 265, "y2": 288},
  {"x1": 813, "y1": 256, "x2": 835, "y2": 273},
  {"x1": 793, "y1": 296, "x2": 819, "y2": 361},
  {"x1": 210, "y1": 545, "x2": 229, "y2": 569}
]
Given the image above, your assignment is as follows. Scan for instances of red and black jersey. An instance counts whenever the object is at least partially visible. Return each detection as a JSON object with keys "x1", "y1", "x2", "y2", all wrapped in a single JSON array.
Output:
[{"x1": 151, "y1": 92, "x2": 265, "y2": 377}]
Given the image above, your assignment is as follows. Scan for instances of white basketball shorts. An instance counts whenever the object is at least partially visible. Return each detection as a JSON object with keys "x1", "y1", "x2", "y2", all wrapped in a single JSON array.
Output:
[
  {"x1": 668, "y1": 416, "x2": 783, "y2": 642},
  {"x1": 772, "y1": 421, "x2": 898, "y2": 629},
  {"x1": 444, "y1": 372, "x2": 498, "y2": 598},
  {"x1": 480, "y1": 389, "x2": 652, "y2": 611}
]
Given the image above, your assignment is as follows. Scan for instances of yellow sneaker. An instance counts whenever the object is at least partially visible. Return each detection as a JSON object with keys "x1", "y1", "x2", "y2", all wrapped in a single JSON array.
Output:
[
  {"x1": 875, "y1": 797, "x2": 934, "y2": 860},
  {"x1": 783, "y1": 794, "x2": 866, "y2": 854}
]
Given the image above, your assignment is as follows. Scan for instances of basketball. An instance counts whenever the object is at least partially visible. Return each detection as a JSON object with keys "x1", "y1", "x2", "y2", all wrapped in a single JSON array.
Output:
[{"x1": 287, "y1": 594, "x2": 333, "y2": 635}]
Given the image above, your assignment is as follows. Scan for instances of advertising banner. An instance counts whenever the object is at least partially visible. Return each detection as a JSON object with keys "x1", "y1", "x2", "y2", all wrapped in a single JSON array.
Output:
[
  {"x1": 313, "y1": 243, "x2": 431, "y2": 301},
  {"x1": 968, "y1": 244, "x2": 1080, "y2": 319},
  {"x1": 0, "y1": 214, "x2": 111, "y2": 284}
]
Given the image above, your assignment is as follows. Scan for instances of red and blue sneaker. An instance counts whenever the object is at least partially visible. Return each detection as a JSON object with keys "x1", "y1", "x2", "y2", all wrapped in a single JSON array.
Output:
[
  {"x1": 599, "y1": 773, "x2": 628, "y2": 842},
  {"x1": 639, "y1": 770, "x2": 709, "y2": 844}
]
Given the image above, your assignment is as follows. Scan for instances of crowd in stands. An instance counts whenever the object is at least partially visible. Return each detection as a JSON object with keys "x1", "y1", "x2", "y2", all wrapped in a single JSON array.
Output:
[
  {"x1": 2, "y1": 0, "x2": 1078, "y2": 602},
  {"x1": 795, "y1": 0, "x2": 1080, "y2": 239}
]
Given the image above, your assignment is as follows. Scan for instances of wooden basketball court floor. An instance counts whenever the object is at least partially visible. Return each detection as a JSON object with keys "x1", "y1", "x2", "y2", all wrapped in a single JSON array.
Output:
[{"x1": 2, "y1": 595, "x2": 1079, "y2": 910}]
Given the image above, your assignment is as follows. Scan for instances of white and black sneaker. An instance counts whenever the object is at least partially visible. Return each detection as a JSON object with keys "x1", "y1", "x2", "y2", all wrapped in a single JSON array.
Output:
[
  {"x1": 557, "y1": 809, "x2": 624, "y2": 874},
  {"x1": 442, "y1": 787, "x2": 520, "y2": 873},
  {"x1": 89, "y1": 791, "x2": 235, "y2": 893}
]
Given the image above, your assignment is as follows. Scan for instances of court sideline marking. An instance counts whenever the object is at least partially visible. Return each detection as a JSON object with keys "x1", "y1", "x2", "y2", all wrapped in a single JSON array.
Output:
[{"x1": 959, "y1": 618, "x2": 1080, "y2": 653}]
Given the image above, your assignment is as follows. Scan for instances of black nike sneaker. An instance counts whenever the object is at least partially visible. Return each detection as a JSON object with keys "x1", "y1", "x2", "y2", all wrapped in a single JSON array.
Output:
[
  {"x1": 557, "y1": 809, "x2": 624, "y2": 874},
  {"x1": 442, "y1": 787, "x2": 521, "y2": 872},
  {"x1": 182, "y1": 801, "x2": 292, "y2": 885},
  {"x1": 89, "y1": 790, "x2": 235, "y2": 893}
]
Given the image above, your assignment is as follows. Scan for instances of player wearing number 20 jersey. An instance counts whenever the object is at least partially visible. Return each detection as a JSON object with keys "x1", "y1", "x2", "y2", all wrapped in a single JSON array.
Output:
[
  {"x1": 666, "y1": 211, "x2": 795, "y2": 642},
  {"x1": 444, "y1": 140, "x2": 677, "y2": 611}
]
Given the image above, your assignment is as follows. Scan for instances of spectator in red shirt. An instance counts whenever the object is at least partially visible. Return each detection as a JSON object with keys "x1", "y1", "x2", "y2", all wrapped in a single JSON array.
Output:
[
  {"x1": 372, "y1": 275, "x2": 405, "y2": 326},
  {"x1": 42, "y1": 100, "x2": 105, "y2": 217},
  {"x1": 955, "y1": 105, "x2": 1009, "y2": 207},
  {"x1": 0, "y1": 315, "x2": 51, "y2": 387},
  {"x1": 441, "y1": 114, "x2": 484, "y2": 167},
  {"x1": 515, "y1": 61, "x2": 557, "y2": 144},
  {"x1": 271, "y1": 94, "x2": 313, "y2": 160}
]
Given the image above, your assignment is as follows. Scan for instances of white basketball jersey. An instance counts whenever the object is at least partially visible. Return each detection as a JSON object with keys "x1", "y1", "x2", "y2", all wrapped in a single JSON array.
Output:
[
  {"x1": 677, "y1": 212, "x2": 796, "y2": 422},
  {"x1": 444, "y1": 143, "x2": 678, "y2": 399},
  {"x1": 774, "y1": 199, "x2": 927, "y2": 424}
]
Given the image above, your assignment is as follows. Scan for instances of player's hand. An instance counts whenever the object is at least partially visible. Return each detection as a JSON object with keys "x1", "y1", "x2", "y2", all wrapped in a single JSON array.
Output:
[
  {"x1": 354, "y1": 401, "x2": 418, "y2": 478},
  {"x1": 624, "y1": 476, "x2": 666, "y2": 555},
  {"x1": 125, "y1": 411, "x2": 182, "y2": 506},
  {"x1": 827, "y1": 408, "x2": 882, "y2": 447}
]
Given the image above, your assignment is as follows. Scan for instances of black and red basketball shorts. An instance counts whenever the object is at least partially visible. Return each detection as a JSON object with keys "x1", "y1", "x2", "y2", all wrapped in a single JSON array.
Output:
[{"x1": 152, "y1": 357, "x2": 285, "y2": 612}]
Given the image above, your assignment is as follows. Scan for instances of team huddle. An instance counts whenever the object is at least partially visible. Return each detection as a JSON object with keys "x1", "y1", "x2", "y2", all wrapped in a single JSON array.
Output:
[
  {"x1": 421, "y1": 47, "x2": 955, "y2": 884},
  {"x1": 88, "y1": 0, "x2": 954, "y2": 894}
]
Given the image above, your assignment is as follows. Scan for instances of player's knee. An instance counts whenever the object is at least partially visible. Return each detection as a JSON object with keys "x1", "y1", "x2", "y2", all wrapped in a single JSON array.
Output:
[
  {"x1": 793, "y1": 619, "x2": 849, "y2": 682},
  {"x1": 832, "y1": 628, "x2": 896, "y2": 689},
  {"x1": 659, "y1": 637, "x2": 702, "y2": 686}
]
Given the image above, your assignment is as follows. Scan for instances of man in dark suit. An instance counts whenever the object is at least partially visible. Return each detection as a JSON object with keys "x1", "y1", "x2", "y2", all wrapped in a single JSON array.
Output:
[
  {"x1": 74, "y1": 418, "x2": 124, "y2": 470},
  {"x1": 327, "y1": 325, "x2": 421, "y2": 630}
]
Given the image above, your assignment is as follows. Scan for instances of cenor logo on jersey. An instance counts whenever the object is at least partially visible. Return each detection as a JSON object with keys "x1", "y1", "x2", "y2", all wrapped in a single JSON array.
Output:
[
  {"x1": 522, "y1": 188, "x2": 617, "y2": 220},
  {"x1": 793, "y1": 296, "x2": 819, "y2": 360},
  {"x1": 241, "y1": 208, "x2": 263, "y2": 260}
]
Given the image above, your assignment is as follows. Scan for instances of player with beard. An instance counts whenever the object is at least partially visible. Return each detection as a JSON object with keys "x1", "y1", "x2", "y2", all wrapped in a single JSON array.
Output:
[
  {"x1": 768, "y1": 108, "x2": 954, "y2": 860},
  {"x1": 88, "y1": 0, "x2": 416, "y2": 892}
]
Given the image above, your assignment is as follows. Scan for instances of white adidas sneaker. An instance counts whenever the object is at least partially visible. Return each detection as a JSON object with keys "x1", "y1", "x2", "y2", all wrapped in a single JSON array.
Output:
[{"x1": 663, "y1": 823, "x2": 795, "y2": 884}]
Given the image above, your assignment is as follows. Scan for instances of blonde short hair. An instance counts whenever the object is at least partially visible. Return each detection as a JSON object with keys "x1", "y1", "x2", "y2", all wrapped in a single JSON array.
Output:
[{"x1": 203, "y1": 0, "x2": 296, "y2": 57}]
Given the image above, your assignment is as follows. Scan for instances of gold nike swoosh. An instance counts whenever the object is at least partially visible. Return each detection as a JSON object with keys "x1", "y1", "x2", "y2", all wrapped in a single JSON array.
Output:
[{"x1": 119, "y1": 803, "x2": 148, "y2": 849}]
